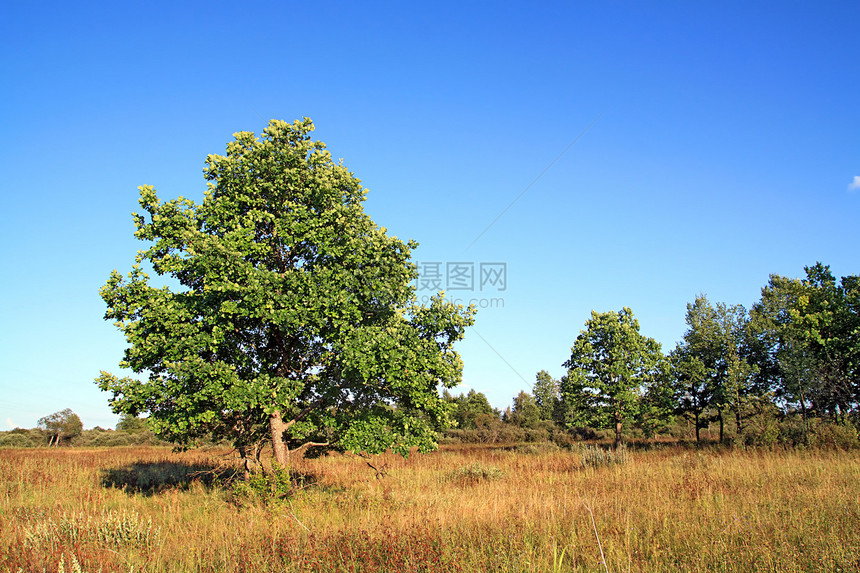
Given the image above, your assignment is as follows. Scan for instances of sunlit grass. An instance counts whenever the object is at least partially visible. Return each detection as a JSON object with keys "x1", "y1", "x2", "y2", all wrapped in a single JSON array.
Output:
[{"x1": 2, "y1": 444, "x2": 859, "y2": 571}]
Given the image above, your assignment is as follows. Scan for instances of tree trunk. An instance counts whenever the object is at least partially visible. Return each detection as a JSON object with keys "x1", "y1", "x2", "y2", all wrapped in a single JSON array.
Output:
[
  {"x1": 800, "y1": 393, "x2": 809, "y2": 446},
  {"x1": 734, "y1": 387, "x2": 743, "y2": 435},
  {"x1": 270, "y1": 411, "x2": 290, "y2": 468},
  {"x1": 238, "y1": 445, "x2": 251, "y2": 481},
  {"x1": 718, "y1": 409, "x2": 724, "y2": 444},
  {"x1": 615, "y1": 418, "x2": 623, "y2": 450},
  {"x1": 694, "y1": 411, "x2": 700, "y2": 445}
]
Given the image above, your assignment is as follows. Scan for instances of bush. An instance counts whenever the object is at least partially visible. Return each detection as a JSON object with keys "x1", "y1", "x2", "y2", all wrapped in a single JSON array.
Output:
[
  {"x1": 737, "y1": 419, "x2": 781, "y2": 448},
  {"x1": 446, "y1": 463, "x2": 504, "y2": 485},
  {"x1": 442, "y1": 423, "x2": 527, "y2": 444},
  {"x1": 0, "y1": 427, "x2": 168, "y2": 449},
  {"x1": 514, "y1": 442, "x2": 559, "y2": 455},
  {"x1": 0, "y1": 433, "x2": 40, "y2": 448},
  {"x1": 76, "y1": 431, "x2": 134, "y2": 447},
  {"x1": 737, "y1": 415, "x2": 860, "y2": 450},
  {"x1": 72, "y1": 428, "x2": 166, "y2": 448},
  {"x1": 808, "y1": 421, "x2": 859, "y2": 449},
  {"x1": 231, "y1": 464, "x2": 297, "y2": 506},
  {"x1": 568, "y1": 427, "x2": 600, "y2": 441},
  {"x1": 550, "y1": 430, "x2": 577, "y2": 448},
  {"x1": 22, "y1": 509, "x2": 160, "y2": 550},
  {"x1": 523, "y1": 426, "x2": 551, "y2": 443},
  {"x1": 581, "y1": 444, "x2": 628, "y2": 469}
]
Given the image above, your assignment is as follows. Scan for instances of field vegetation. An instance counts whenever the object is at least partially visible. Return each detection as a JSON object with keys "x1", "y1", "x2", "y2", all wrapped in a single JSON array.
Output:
[
  {"x1": 3, "y1": 443, "x2": 859, "y2": 572},
  {"x1": 6, "y1": 120, "x2": 858, "y2": 572}
]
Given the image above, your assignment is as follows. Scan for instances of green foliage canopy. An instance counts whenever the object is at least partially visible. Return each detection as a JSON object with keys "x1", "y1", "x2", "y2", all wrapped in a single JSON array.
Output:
[
  {"x1": 37, "y1": 408, "x2": 83, "y2": 445},
  {"x1": 508, "y1": 391, "x2": 541, "y2": 428},
  {"x1": 561, "y1": 308, "x2": 666, "y2": 447},
  {"x1": 532, "y1": 370, "x2": 560, "y2": 422},
  {"x1": 445, "y1": 389, "x2": 497, "y2": 430},
  {"x1": 750, "y1": 263, "x2": 860, "y2": 422},
  {"x1": 97, "y1": 119, "x2": 475, "y2": 466},
  {"x1": 116, "y1": 414, "x2": 150, "y2": 434},
  {"x1": 671, "y1": 295, "x2": 756, "y2": 442}
]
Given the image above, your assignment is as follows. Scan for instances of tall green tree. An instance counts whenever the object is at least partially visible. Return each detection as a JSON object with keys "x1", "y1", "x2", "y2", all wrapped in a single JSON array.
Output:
[
  {"x1": 558, "y1": 368, "x2": 603, "y2": 429},
  {"x1": 561, "y1": 308, "x2": 665, "y2": 448},
  {"x1": 636, "y1": 359, "x2": 674, "y2": 438},
  {"x1": 673, "y1": 295, "x2": 756, "y2": 443},
  {"x1": 719, "y1": 303, "x2": 757, "y2": 437},
  {"x1": 532, "y1": 370, "x2": 560, "y2": 421},
  {"x1": 509, "y1": 391, "x2": 541, "y2": 428},
  {"x1": 97, "y1": 119, "x2": 476, "y2": 469},
  {"x1": 788, "y1": 263, "x2": 858, "y2": 420},
  {"x1": 749, "y1": 272, "x2": 815, "y2": 427},
  {"x1": 445, "y1": 389, "x2": 497, "y2": 430},
  {"x1": 669, "y1": 346, "x2": 710, "y2": 443},
  {"x1": 37, "y1": 409, "x2": 83, "y2": 446},
  {"x1": 750, "y1": 263, "x2": 860, "y2": 425}
]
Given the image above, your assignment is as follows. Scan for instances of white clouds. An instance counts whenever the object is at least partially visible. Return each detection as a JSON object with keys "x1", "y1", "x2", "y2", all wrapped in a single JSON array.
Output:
[
  {"x1": 5, "y1": 418, "x2": 14, "y2": 429},
  {"x1": 849, "y1": 176, "x2": 860, "y2": 192}
]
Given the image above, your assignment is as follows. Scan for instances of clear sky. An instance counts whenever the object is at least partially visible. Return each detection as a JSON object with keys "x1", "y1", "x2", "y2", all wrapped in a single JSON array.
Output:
[{"x1": 1, "y1": 1, "x2": 858, "y2": 429}]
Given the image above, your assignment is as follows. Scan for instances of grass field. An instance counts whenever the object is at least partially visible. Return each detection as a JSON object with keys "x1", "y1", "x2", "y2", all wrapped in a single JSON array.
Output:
[{"x1": 2, "y1": 443, "x2": 859, "y2": 572}]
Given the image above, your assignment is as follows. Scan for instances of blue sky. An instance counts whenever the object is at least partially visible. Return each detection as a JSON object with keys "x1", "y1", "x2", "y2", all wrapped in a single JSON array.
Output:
[{"x1": 1, "y1": 1, "x2": 858, "y2": 429}]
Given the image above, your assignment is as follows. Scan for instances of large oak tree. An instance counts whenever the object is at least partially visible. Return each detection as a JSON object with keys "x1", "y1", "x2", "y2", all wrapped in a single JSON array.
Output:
[
  {"x1": 749, "y1": 263, "x2": 860, "y2": 427},
  {"x1": 561, "y1": 308, "x2": 665, "y2": 448},
  {"x1": 97, "y1": 119, "x2": 475, "y2": 470}
]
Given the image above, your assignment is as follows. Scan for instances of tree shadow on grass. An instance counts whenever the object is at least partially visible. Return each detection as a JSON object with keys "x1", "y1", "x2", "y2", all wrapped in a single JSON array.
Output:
[
  {"x1": 101, "y1": 461, "x2": 240, "y2": 495},
  {"x1": 101, "y1": 461, "x2": 325, "y2": 498}
]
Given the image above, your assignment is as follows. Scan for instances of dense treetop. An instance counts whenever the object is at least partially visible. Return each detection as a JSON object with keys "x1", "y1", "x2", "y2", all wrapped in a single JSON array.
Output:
[{"x1": 97, "y1": 119, "x2": 475, "y2": 467}]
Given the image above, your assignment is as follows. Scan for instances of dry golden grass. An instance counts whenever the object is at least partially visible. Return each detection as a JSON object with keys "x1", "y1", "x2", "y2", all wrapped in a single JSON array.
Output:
[{"x1": 2, "y1": 444, "x2": 859, "y2": 572}]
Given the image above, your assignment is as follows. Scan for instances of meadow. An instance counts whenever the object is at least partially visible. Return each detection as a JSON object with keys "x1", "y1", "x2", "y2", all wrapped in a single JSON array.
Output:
[{"x1": 2, "y1": 443, "x2": 859, "y2": 572}]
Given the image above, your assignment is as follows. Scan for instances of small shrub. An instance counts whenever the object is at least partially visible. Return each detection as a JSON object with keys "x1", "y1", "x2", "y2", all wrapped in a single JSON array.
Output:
[
  {"x1": 493, "y1": 425, "x2": 527, "y2": 443},
  {"x1": 442, "y1": 424, "x2": 528, "y2": 444},
  {"x1": 56, "y1": 553, "x2": 84, "y2": 573},
  {"x1": 232, "y1": 464, "x2": 295, "y2": 506},
  {"x1": 86, "y1": 432, "x2": 134, "y2": 447},
  {"x1": 446, "y1": 463, "x2": 504, "y2": 485},
  {"x1": 738, "y1": 417, "x2": 860, "y2": 449},
  {"x1": 809, "y1": 421, "x2": 859, "y2": 449},
  {"x1": 16, "y1": 552, "x2": 87, "y2": 573},
  {"x1": 0, "y1": 433, "x2": 37, "y2": 448},
  {"x1": 581, "y1": 445, "x2": 628, "y2": 469},
  {"x1": 737, "y1": 419, "x2": 782, "y2": 448},
  {"x1": 515, "y1": 442, "x2": 559, "y2": 455},
  {"x1": 570, "y1": 426, "x2": 600, "y2": 441},
  {"x1": 550, "y1": 431, "x2": 578, "y2": 449},
  {"x1": 523, "y1": 425, "x2": 552, "y2": 443},
  {"x1": 95, "y1": 509, "x2": 161, "y2": 547},
  {"x1": 23, "y1": 517, "x2": 85, "y2": 550},
  {"x1": 22, "y1": 510, "x2": 160, "y2": 550}
]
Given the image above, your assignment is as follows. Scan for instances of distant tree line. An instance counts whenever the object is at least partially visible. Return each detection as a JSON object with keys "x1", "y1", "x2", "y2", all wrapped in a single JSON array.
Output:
[
  {"x1": 5, "y1": 263, "x2": 856, "y2": 452},
  {"x1": 0, "y1": 411, "x2": 166, "y2": 448},
  {"x1": 442, "y1": 263, "x2": 860, "y2": 449}
]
